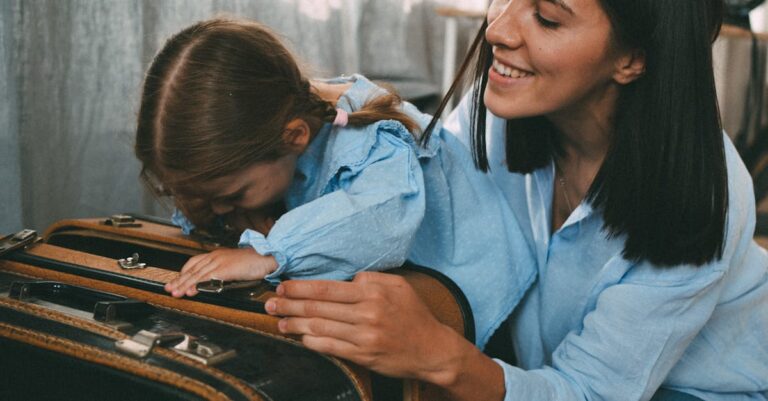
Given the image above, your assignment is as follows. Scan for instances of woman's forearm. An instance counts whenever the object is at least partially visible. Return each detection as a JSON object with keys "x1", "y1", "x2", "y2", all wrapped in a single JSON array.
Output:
[{"x1": 423, "y1": 326, "x2": 506, "y2": 401}]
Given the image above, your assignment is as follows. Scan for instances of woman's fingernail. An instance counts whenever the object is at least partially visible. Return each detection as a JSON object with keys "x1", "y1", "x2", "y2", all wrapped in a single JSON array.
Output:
[
  {"x1": 278, "y1": 319, "x2": 287, "y2": 332},
  {"x1": 265, "y1": 299, "x2": 276, "y2": 313},
  {"x1": 276, "y1": 284, "x2": 284, "y2": 295}
]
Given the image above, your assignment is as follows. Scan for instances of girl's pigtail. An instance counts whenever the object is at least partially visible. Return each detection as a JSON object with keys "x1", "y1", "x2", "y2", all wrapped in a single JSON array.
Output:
[{"x1": 346, "y1": 92, "x2": 420, "y2": 135}]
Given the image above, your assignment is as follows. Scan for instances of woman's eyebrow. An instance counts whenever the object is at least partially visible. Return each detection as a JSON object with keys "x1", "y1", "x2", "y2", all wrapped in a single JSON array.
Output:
[{"x1": 543, "y1": 0, "x2": 575, "y2": 15}]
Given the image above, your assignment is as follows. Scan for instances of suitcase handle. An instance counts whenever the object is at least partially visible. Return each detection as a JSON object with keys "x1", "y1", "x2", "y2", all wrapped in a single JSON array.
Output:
[{"x1": 9, "y1": 280, "x2": 156, "y2": 323}]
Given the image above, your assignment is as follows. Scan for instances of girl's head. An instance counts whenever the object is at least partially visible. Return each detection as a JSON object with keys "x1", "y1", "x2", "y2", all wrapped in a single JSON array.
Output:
[{"x1": 136, "y1": 18, "x2": 416, "y2": 225}]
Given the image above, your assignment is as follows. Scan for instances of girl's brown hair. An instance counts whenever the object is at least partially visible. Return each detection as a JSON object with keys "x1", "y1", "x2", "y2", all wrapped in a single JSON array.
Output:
[{"x1": 135, "y1": 18, "x2": 417, "y2": 196}]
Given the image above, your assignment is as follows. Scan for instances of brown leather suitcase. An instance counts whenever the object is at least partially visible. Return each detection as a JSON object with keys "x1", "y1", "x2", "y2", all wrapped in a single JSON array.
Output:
[
  {"x1": 0, "y1": 214, "x2": 474, "y2": 401},
  {"x1": 0, "y1": 271, "x2": 368, "y2": 401}
]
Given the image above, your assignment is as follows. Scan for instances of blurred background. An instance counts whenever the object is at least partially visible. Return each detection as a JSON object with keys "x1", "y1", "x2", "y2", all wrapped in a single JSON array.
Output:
[{"x1": 1, "y1": 0, "x2": 767, "y2": 235}]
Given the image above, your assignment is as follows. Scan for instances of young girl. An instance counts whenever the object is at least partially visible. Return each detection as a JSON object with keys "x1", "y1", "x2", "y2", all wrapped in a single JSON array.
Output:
[{"x1": 134, "y1": 18, "x2": 536, "y2": 349}]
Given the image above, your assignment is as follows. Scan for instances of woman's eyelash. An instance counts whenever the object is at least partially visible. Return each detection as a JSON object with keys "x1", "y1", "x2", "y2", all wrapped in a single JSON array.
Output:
[{"x1": 534, "y1": 11, "x2": 560, "y2": 29}]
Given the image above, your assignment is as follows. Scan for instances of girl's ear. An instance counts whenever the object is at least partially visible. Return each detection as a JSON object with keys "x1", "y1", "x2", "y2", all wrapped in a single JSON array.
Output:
[
  {"x1": 613, "y1": 48, "x2": 646, "y2": 85},
  {"x1": 282, "y1": 118, "x2": 312, "y2": 153}
]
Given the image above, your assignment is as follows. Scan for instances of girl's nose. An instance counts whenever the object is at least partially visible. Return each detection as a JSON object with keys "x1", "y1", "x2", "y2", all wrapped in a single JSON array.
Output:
[
  {"x1": 210, "y1": 200, "x2": 234, "y2": 215},
  {"x1": 486, "y1": 0, "x2": 524, "y2": 50}
]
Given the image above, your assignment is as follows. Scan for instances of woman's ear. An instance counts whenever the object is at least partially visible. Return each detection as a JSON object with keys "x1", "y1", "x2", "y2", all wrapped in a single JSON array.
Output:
[
  {"x1": 613, "y1": 48, "x2": 646, "y2": 85},
  {"x1": 282, "y1": 118, "x2": 312, "y2": 154}
]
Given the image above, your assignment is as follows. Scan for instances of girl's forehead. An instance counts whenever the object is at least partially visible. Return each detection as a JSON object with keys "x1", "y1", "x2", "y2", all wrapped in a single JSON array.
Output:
[{"x1": 164, "y1": 171, "x2": 238, "y2": 198}]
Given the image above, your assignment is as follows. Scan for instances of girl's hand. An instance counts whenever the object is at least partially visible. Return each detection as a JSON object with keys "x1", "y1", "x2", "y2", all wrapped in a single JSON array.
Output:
[
  {"x1": 263, "y1": 272, "x2": 504, "y2": 400},
  {"x1": 164, "y1": 248, "x2": 278, "y2": 298}
]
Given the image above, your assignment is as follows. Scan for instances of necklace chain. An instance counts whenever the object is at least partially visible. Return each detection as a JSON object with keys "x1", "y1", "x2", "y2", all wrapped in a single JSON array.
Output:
[{"x1": 554, "y1": 161, "x2": 575, "y2": 214}]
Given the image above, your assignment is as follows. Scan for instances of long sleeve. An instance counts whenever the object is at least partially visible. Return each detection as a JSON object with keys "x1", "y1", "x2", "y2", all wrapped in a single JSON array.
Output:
[
  {"x1": 490, "y1": 133, "x2": 768, "y2": 401},
  {"x1": 495, "y1": 263, "x2": 729, "y2": 401},
  {"x1": 241, "y1": 122, "x2": 426, "y2": 284}
]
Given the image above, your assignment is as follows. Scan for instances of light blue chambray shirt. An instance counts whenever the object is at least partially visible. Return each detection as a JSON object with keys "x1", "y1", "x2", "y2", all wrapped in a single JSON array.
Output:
[
  {"x1": 445, "y1": 93, "x2": 768, "y2": 401},
  {"x1": 173, "y1": 75, "x2": 536, "y2": 349}
]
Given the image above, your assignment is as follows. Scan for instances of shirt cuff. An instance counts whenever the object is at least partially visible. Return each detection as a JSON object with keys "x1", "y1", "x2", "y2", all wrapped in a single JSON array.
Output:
[
  {"x1": 171, "y1": 209, "x2": 196, "y2": 235},
  {"x1": 239, "y1": 229, "x2": 289, "y2": 285}
]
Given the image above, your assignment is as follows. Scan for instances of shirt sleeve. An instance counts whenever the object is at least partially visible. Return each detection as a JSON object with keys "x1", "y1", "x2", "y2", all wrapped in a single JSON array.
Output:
[
  {"x1": 240, "y1": 125, "x2": 426, "y2": 284},
  {"x1": 495, "y1": 265, "x2": 728, "y2": 401},
  {"x1": 171, "y1": 209, "x2": 196, "y2": 235}
]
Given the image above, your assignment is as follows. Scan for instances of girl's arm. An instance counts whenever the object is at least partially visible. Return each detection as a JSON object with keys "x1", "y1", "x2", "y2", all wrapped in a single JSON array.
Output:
[
  {"x1": 245, "y1": 123, "x2": 426, "y2": 284},
  {"x1": 166, "y1": 121, "x2": 426, "y2": 297}
]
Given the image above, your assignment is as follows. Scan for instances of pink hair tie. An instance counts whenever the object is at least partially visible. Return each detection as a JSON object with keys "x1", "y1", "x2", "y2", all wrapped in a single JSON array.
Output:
[{"x1": 333, "y1": 108, "x2": 349, "y2": 127}]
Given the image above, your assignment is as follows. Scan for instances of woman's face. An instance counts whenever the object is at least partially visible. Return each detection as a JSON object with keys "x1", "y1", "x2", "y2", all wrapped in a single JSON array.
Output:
[{"x1": 484, "y1": 0, "x2": 625, "y2": 121}]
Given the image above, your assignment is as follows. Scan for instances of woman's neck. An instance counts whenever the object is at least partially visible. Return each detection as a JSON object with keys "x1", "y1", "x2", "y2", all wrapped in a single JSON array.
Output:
[
  {"x1": 546, "y1": 85, "x2": 616, "y2": 231},
  {"x1": 548, "y1": 84, "x2": 617, "y2": 164}
]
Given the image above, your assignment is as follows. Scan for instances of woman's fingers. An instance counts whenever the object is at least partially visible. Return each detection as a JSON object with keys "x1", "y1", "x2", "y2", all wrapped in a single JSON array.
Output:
[
  {"x1": 266, "y1": 297, "x2": 367, "y2": 324},
  {"x1": 278, "y1": 317, "x2": 359, "y2": 341},
  {"x1": 277, "y1": 272, "x2": 401, "y2": 303},
  {"x1": 301, "y1": 335, "x2": 362, "y2": 363}
]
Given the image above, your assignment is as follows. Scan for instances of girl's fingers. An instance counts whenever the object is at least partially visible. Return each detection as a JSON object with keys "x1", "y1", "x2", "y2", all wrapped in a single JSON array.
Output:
[
  {"x1": 172, "y1": 262, "x2": 221, "y2": 297},
  {"x1": 165, "y1": 255, "x2": 209, "y2": 294},
  {"x1": 179, "y1": 253, "x2": 209, "y2": 274}
]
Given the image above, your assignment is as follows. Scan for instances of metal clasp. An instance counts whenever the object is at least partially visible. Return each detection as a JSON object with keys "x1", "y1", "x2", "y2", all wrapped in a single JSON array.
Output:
[
  {"x1": 115, "y1": 330, "x2": 185, "y2": 358},
  {"x1": 172, "y1": 336, "x2": 237, "y2": 366},
  {"x1": 196, "y1": 278, "x2": 265, "y2": 294},
  {"x1": 103, "y1": 214, "x2": 142, "y2": 228},
  {"x1": 117, "y1": 253, "x2": 147, "y2": 270},
  {"x1": 0, "y1": 229, "x2": 41, "y2": 257},
  {"x1": 116, "y1": 330, "x2": 236, "y2": 366}
]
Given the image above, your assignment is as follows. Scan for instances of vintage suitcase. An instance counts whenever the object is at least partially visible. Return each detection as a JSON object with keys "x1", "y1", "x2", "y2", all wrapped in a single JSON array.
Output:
[
  {"x1": 0, "y1": 214, "x2": 475, "y2": 401},
  {"x1": 0, "y1": 272, "x2": 368, "y2": 401}
]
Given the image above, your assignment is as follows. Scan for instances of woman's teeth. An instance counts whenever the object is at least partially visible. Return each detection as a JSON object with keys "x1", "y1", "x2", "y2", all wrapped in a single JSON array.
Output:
[{"x1": 493, "y1": 59, "x2": 533, "y2": 78}]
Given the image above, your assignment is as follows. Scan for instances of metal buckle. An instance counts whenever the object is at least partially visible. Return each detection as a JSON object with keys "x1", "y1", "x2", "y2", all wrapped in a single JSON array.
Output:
[
  {"x1": 196, "y1": 278, "x2": 265, "y2": 294},
  {"x1": 103, "y1": 214, "x2": 142, "y2": 228},
  {"x1": 0, "y1": 229, "x2": 40, "y2": 257},
  {"x1": 116, "y1": 330, "x2": 236, "y2": 365},
  {"x1": 115, "y1": 330, "x2": 185, "y2": 358},
  {"x1": 117, "y1": 253, "x2": 147, "y2": 270}
]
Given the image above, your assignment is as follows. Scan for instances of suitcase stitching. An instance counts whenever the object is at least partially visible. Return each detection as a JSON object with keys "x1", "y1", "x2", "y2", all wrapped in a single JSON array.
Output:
[{"x1": 0, "y1": 322, "x2": 235, "y2": 401}]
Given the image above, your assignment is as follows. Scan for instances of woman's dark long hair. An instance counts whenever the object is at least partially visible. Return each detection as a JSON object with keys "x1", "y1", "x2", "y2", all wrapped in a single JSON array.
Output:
[{"x1": 427, "y1": 0, "x2": 728, "y2": 267}]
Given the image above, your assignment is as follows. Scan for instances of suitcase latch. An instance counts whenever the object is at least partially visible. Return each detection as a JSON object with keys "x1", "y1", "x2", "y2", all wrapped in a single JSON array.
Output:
[
  {"x1": 116, "y1": 330, "x2": 236, "y2": 366},
  {"x1": 0, "y1": 229, "x2": 41, "y2": 257},
  {"x1": 196, "y1": 278, "x2": 266, "y2": 294},
  {"x1": 117, "y1": 253, "x2": 147, "y2": 270},
  {"x1": 103, "y1": 214, "x2": 143, "y2": 228}
]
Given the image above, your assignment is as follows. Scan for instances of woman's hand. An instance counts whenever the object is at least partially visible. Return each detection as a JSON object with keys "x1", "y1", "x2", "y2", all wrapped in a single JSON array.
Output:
[
  {"x1": 264, "y1": 272, "x2": 506, "y2": 400},
  {"x1": 164, "y1": 248, "x2": 278, "y2": 298}
]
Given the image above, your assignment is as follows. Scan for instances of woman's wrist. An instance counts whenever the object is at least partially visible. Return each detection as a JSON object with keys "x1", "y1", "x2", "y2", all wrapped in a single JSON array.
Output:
[{"x1": 420, "y1": 324, "x2": 506, "y2": 401}]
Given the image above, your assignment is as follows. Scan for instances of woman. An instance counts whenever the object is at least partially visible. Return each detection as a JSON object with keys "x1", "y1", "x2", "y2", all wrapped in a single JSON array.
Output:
[{"x1": 264, "y1": 0, "x2": 768, "y2": 400}]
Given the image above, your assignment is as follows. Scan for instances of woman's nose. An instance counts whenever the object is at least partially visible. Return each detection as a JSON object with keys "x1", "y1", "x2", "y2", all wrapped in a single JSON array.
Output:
[
  {"x1": 210, "y1": 200, "x2": 234, "y2": 215},
  {"x1": 486, "y1": 0, "x2": 524, "y2": 50}
]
